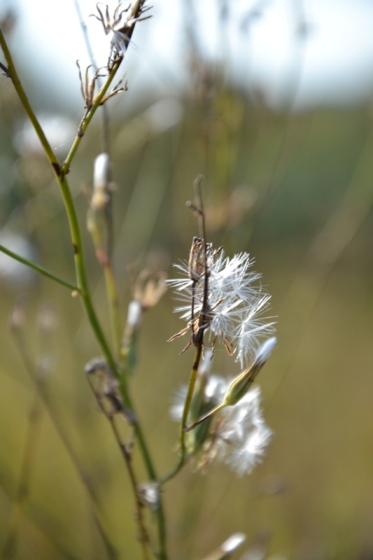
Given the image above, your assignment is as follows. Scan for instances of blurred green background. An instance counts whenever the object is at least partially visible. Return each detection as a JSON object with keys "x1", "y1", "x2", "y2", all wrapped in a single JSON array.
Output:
[{"x1": 1, "y1": 5, "x2": 373, "y2": 560}]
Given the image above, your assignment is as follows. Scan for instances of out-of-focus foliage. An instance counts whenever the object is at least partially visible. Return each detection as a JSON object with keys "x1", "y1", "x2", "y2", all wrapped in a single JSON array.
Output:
[{"x1": 1, "y1": 5, "x2": 373, "y2": 560}]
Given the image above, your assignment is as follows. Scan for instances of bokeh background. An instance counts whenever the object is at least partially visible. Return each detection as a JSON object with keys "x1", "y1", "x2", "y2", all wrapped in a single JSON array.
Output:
[{"x1": 1, "y1": 1, "x2": 373, "y2": 559}]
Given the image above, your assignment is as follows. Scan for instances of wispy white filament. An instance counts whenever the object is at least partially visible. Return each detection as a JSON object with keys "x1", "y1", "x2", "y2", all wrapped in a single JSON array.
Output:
[
  {"x1": 171, "y1": 375, "x2": 272, "y2": 477},
  {"x1": 168, "y1": 249, "x2": 276, "y2": 366}
]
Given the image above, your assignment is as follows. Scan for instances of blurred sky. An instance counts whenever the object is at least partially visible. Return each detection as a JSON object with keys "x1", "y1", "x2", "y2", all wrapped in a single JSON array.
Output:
[{"x1": 2, "y1": 0, "x2": 373, "y2": 110}]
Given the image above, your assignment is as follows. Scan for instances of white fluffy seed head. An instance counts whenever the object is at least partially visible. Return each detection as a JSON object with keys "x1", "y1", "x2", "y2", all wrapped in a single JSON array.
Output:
[{"x1": 168, "y1": 247, "x2": 276, "y2": 366}]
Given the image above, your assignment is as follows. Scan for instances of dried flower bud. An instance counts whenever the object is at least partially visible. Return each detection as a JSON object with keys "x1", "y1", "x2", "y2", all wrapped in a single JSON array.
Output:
[
  {"x1": 85, "y1": 356, "x2": 109, "y2": 375},
  {"x1": 188, "y1": 236, "x2": 205, "y2": 282},
  {"x1": 85, "y1": 356, "x2": 136, "y2": 424},
  {"x1": 133, "y1": 269, "x2": 167, "y2": 310}
]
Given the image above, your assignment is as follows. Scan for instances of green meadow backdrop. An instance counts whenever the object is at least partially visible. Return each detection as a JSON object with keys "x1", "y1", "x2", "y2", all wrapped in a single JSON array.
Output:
[{"x1": 1, "y1": 27, "x2": 373, "y2": 559}]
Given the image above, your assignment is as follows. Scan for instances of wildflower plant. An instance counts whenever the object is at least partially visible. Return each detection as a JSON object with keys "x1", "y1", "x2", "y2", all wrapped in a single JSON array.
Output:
[
  {"x1": 0, "y1": 3, "x2": 276, "y2": 559},
  {"x1": 164, "y1": 177, "x2": 276, "y2": 483}
]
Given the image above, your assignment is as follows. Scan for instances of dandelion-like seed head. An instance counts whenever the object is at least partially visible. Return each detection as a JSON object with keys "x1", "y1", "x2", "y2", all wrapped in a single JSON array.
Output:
[
  {"x1": 171, "y1": 372, "x2": 272, "y2": 477},
  {"x1": 168, "y1": 245, "x2": 275, "y2": 366},
  {"x1": 169, "y1": 219, "x2": 276, "y2": 477}
]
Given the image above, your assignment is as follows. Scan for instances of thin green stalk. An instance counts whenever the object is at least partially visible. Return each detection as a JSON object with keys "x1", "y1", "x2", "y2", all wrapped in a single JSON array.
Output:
[
  {"x1": 0, "y1": 244, "x2": 78, "y2": 291},
  {"x1": 2, "y1": 392, "x2": 42, "y2": 560},
  {"x1": 62, "y1": 60, "x2": 121, "y2": 173},
  {"x1": 87, "y1": 210, "x2": 122, "y2": 358},
  {"x1": 103, "y1": 261, "x2": 122, "y2": 358},
  {"x1": 86, "y1": 376, "x2": 151, "y2": 560},
  {"x1": 1, "y1": 26, "x2": 168, "y2": 560},
  {"x1": 160, "y1": 344, "x2": 203, "y2": 485},
  {"x1": 12, "y1": 328, "x2": 117, "y2": 560},
  {"x1": 181, "y1": 344, "x2": 203, "y2": 450},
  {"x1": 108, "y1": 415, "x2": 151, "y2": 560},
  {"x1": 118, "y1": 379, "x2": 168, "y2": 560},
  {"x1": 62, "y1": 137, "x2": 168, "y2": 560},
  {"x1": 184, "y1": 402, "x2": 226, "y2": 433},
  {"x1": 0, "y1": 31, "x2": 59, "y2": 171},
  {"x1": 63, "y1": 0, "x2": 145, "y2": 173}
]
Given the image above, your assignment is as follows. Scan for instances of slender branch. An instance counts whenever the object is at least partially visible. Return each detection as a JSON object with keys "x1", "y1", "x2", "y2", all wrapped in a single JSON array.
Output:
[
  {"x1": 1, "y1": 15, "x2": 168, "y2": 560},
  {"x1": 72, "y1": 0, "x2": 111, "y2": 154},
  {"x1": 0, "y1": 30, "x2": 60, "y2": 173},
  {"x1": 0, "y1": 471, "x2": 82, "y2": 560},
  {"x1": 61, "y1": 128, "x2": 168, "y2": 560},
  {"x1": 11, "y1": 327, "x2": 117, "y2": 560},
  {"x1": 108, "y1": 418, "x2": 151, "y2": 560},
  {"x1": 103, "y1": 261, "x2": 122, "y2": 357},
  {"x1": 184, "y1": 402, "x2": 226, "y2": 433},
  {"x1": 87, "y1": 210, "x2": 122, "y2": 358},
  {"x1": 63, "y1": 0, "x2": 145, "y2": 173},
  {"x1": 159, "y1": 342, "x2": 204, "y2": 486},
  {"x1": 2, "y1": 392, "x2": 42, "y2": 559},
  {"x1": 0, "y1": 60, "x2": 10, "y2": 76},
  {"x1": 62, "y1": 61, "x2": 121, "y2": 173},
  {"x1": 161, "y1": 178, "x2": 208, "y2": 484},
  {"x1": 0, "y1": 244, "x2": 78, "y2": 291},
  {"x1": 87, "y1": 375, "x2": 152, "y2": 560}
]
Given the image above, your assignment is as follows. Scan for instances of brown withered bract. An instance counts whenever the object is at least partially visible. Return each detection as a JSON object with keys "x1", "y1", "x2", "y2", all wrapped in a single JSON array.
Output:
[{"x1": 188, "y1": 236, "x2": 205, "y2": 283}]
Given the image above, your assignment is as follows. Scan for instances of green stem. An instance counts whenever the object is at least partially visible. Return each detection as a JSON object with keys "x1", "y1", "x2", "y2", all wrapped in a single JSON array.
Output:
[
  {"x1": 62, "y1": 60, "x2": 121, "y2": 173},
  {"x1": 61, "y1": 174, "x2": 168, "y2": 560},
  {"x1": 87, "y1": 209, "x2": 122, "y2": 358},
  {"x1": 184, "y1": 402, "x2": 226, "y2": 432},
  {"x1": 160, "y1": 344, "x2": 203, "y2": 485},
  {"x1": 181, "y1": 344, "x2": 203, "y2": 452},
  {"x1": 2, "y1": 391, "x2": 42, "y2": 559},
  {"x1": 0, "y1": 32, "x2": 59, "y2": 170},
  {"x1": 62, "y1": 0, "x2": 144, "y2": 173},
  {"x1": 0, "y1": 244, "x2": 78, "y2": 291},
  {"x1": 161, "y1": 179, "x2": 208, "y2": 486},
  {"x1": 1, "y1": 27, "x2": 168, "y2": 560},
  {"x1": 104, "y1": 262, "x2": 122, "y2": 358},
  {"x1": 12, "y1": 328, "x2": 117, "y2": 559}
]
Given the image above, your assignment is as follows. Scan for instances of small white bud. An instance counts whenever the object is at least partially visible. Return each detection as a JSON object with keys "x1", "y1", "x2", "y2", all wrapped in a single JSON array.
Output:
[
  {"x1": 254, "y1": 336, "x2": 277, "y2": 367},
  {"x1": 127, "y1": 300, "x2": 142, "y2": 328},
  {"x1": 92, "y1": 153, "x2": 110, "y2": 210},
  {"x1": 93, "y1": 153, "x2": 110, "y2": 190},
  {"x1": 223, "y1": 337, "x2": 276, "y2": 407}
]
